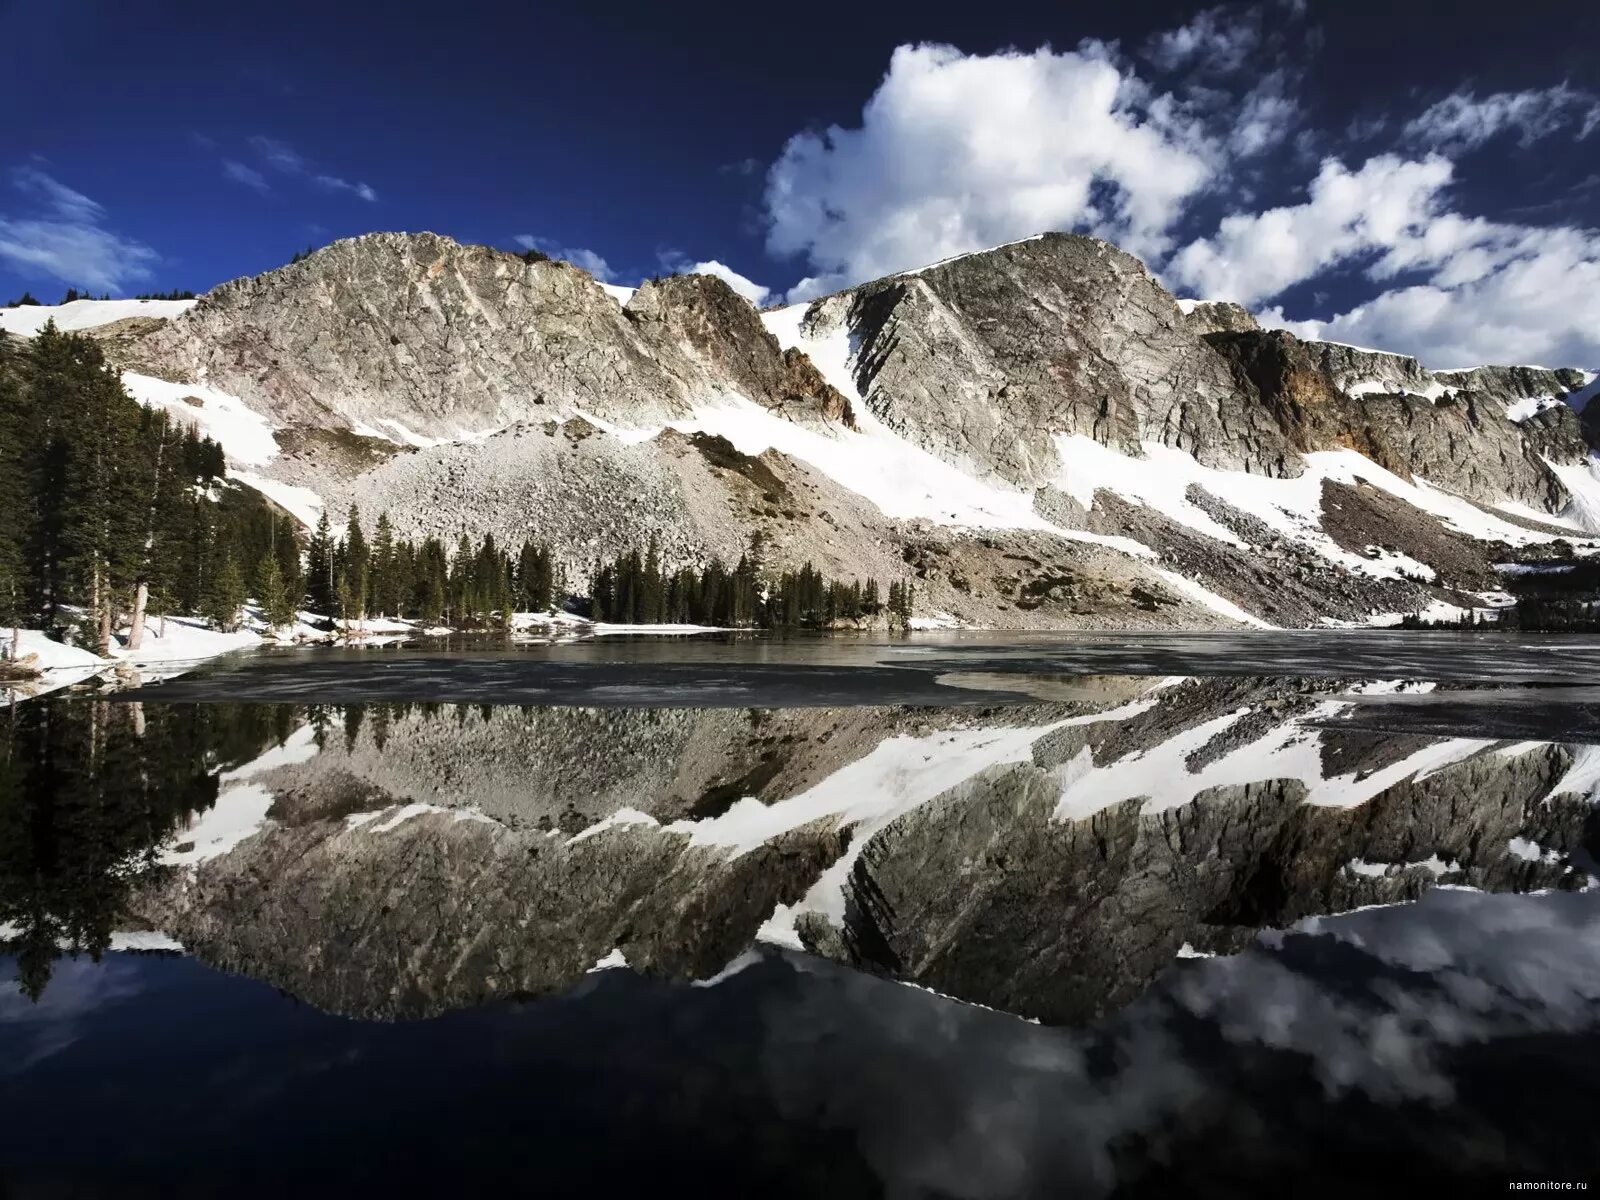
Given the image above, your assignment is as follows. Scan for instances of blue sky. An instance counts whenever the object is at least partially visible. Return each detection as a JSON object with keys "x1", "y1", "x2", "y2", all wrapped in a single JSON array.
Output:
[{"x1": 3, "y1": 0, "x2": 1598, "y2": 366}]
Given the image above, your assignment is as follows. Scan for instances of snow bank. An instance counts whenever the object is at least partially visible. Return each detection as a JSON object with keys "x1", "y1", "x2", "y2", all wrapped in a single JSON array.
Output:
[
  {"x1": 1547, "y1": 455, "x2": 1600, "y2": 533},
  {"x1": 0, "y1": 297, "x2": 195, "y2": 337},
  {"x1": 1505, "y1": 396, "x2": 1565, "y2": 423},
  {"x1": 112, "y1": 615, "x2": 259, "y2": 666},
  {"x1": 120, "y1": 373, "x2": 280, "y2": 467},
  {"x1": 118, "y1": 373, "x2": 331, "y2": 529},
  {"x1": 0, "y1": 630, "x2": 106, "y2": 670},
  {"x1": 231, "y1": 471, "x2": 324, "y2": 526},
  {"x1": 1563, "y1": 371, "x2": 1600, "y2": 415},
  {"x1": 1054, "y1": 435, "x2": 1568, "y2": 581},
  {"x1": 161, "y1": 782, "x2": 275, "y2": 865},
  {"x1": 1343, "y1": 377, "x2": 1448, "y2": 402}
]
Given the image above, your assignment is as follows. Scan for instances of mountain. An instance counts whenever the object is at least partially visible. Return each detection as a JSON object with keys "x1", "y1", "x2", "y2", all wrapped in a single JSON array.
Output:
[{"x1": 17, "y1": 229, "x2": 1597, "y2": 629}]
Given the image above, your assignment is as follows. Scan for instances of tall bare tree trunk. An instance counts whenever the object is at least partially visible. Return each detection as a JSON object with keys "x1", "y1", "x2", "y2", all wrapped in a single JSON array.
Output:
[
  {"x1": 128, "y1": 430, "x2": 166, "y2": 652},
  {"x1": 127, "y1": 580, "x2": 150, "y2": 651},
  {"x1": 98, "y1": 590, "x2": 113, "y2": 657}
]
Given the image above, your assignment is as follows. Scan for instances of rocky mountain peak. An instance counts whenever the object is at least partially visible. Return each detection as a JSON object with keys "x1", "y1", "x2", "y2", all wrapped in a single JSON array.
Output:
[{"x1": 626, "y1": 272, "x2": 853, "y2": 427}]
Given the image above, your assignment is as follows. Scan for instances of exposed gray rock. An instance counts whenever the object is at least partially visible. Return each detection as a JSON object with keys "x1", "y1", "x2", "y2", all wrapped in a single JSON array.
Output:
[
  {"x1": 814, "y1": 233, "x2": 1297, "y2": 485},
  {"x1": 1182, "y1": 300, "x2": 1259, "y2": 335}
]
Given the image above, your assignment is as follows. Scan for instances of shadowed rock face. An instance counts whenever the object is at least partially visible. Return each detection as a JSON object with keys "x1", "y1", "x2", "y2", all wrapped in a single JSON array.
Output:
[
  {"x1": 625, "y1": 273, "x2": 853, "y2": 427},
  {"x1": 1207, "y1": 328, "x2": 1591, "y2": 509}
]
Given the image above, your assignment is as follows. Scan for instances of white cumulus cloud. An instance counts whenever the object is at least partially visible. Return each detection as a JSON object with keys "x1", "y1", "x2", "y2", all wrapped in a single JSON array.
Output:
[
  {"x1": 1167, "y1": 154, "x2": 1454, "y2": 305},
  {"x1": 763, "y1": 41, "x2": 1218, "y2": 301}
]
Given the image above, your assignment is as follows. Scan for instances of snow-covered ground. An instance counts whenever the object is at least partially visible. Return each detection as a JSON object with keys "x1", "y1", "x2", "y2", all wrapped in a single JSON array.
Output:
[{"x1": 0, "y1": 297, "x2": 195, "y2": 337}]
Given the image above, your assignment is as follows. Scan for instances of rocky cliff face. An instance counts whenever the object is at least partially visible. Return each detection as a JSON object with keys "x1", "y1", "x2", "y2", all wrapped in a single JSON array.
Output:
[
  {"x1": 136, "y1": 232, "x2": 846, "y2": 439},
  {"x1": 1204, "y1": 329, "x2": 1590, "y2": 509},
  {"x1": 808, "y1": 234, "x2": 1298, "y2": 485}
]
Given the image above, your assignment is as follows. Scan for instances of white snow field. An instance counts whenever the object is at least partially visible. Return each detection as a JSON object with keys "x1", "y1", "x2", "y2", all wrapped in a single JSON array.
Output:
[{"x1": 0, "y1": 297, "x2": 195, "y2": 337}]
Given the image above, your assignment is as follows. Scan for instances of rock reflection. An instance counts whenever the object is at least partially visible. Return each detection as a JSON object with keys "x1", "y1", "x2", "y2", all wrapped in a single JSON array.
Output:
[{"x1": 4, "y1": 677, "x2": 1596, "y2": 1018}]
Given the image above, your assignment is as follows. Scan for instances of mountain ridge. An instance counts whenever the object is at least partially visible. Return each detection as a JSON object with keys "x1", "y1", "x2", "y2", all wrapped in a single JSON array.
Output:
[{"x1": 9, "y1": 228, "x2": 1599, "y2": 630}]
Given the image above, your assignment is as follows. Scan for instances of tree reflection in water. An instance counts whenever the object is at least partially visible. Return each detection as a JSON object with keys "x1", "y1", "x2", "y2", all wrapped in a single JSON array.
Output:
[{"x1": 0, "y1": 699, "x2": 296, "y2": 999}]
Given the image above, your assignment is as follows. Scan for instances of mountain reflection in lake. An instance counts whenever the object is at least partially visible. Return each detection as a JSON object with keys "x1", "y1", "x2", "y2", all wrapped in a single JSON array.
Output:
[{"x1": 3, "y1": 649, "x2": 1599, "y2": 1194}]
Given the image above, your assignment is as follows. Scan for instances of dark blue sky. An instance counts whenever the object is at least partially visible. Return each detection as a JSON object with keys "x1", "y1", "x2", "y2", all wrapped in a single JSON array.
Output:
[{"x1": 4, "y1": 0, "x2": 1598, "y2": 365}]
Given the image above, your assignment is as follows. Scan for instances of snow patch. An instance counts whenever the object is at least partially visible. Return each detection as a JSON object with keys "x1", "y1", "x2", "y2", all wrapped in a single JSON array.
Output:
[
  {"x1": 120, "y1": 373, "x2": 280, "y2": 467},
  {"x1": 0, "y1": 297, "x2": 195, "y2": 337},
  {"x1": 1508, "y1": 837, "x2": 1562, "y2": 865},
  {"x1": 1547, "y1": 455, "x2": 1600, "y2": 533},
  {"x1": 1052, "y1": 704, "x2": 1493, "y2": 823},
  {"x1": 587, "y1": 947, "x2": 629, "y2": 972},
  {"x1": 1561, "y1": 371, "x2": 1600, "y2": 415},
  {"x1": 162, "y1": 782, "x2": 275, "y2": 865}
]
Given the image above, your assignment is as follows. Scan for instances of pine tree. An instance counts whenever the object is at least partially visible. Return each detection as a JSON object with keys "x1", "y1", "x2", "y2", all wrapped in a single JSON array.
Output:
[
  {"x1": 203, "y1": 552, "x2": 247, "y2": 631},
  {"x1": 305, "y1": 511, "x2": 335, "y2": 615},
  {"x1": 255, "y1": 552, "x2": 294, "y2": 632},
  {"x1": 370, "y1": 512, "x2": 397, "y2": 617},
  {"x1": 341, "y1": 506, "x2": 369, "y2": 623}
]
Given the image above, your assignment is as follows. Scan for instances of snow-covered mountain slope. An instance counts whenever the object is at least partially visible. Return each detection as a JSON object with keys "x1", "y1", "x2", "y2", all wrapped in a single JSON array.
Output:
[
  {"x1": 0, "y1": 297, "x2": 194, "y2": 336},
  {"x1": 41, "y1": 229, "x2": 1600, "y2": 630}
]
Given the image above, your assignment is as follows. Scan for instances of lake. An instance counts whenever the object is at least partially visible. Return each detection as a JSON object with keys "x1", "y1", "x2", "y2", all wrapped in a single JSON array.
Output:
[{"x1": 3, "y1": 633, "x2": 1599, "y2": 1196}]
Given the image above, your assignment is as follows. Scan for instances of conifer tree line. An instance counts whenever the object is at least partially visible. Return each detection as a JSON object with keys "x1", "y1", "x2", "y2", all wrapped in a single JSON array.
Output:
[
  {"x1": 0, "y1": 324, "x2": 289, "y2": 656},
  {"x1": 589, "y1": 536, "x2": 913, "y2": 629},
  {"x1": 300, "y1": 509, "x2": 563, "y2": 630},
  {"x1": 310, "y1": 515, "x2": 915, "y2": 631}
]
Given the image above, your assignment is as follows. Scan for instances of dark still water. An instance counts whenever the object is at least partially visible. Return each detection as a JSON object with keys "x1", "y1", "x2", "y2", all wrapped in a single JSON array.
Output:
[{"x1": 3, "y1": 636, "x2": 1600, "y2": 1196}]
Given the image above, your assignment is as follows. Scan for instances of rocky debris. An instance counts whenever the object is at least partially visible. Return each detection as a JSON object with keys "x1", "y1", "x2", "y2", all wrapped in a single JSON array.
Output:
[
  {"x1": 1035, "y1": 485, "x2": 1438, "y2": 626},
  {"x1": 1318, "y1": 479, "x2": 1500, "y2": 589},
  {"x1": 318, "y1": 409, "x2": 1238, "y2": 628}
]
